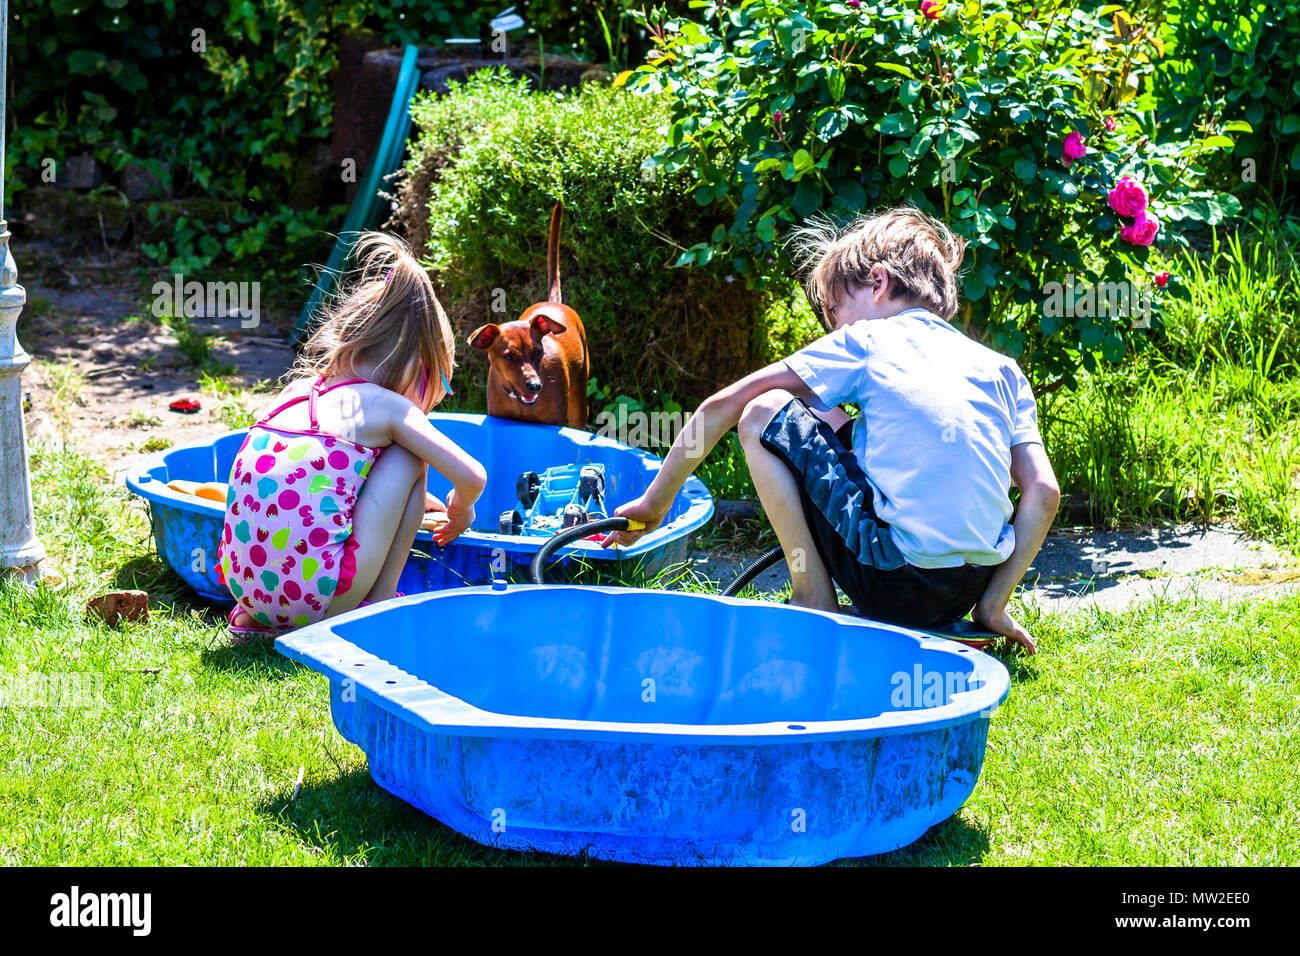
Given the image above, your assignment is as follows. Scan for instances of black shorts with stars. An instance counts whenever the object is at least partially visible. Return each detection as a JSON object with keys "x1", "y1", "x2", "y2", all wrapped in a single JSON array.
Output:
[{"x1": 757, "y1": 398, "x2": 999, "y2": 629}]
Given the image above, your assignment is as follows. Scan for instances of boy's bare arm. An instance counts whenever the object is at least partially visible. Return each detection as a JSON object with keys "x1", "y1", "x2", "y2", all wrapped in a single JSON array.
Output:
[
  {"x1": 602, "y1": 363, "x2": 813, "y2": 544},
  {"x1": 973, "y1": 442, "x2": 1060, "y2": 653}
]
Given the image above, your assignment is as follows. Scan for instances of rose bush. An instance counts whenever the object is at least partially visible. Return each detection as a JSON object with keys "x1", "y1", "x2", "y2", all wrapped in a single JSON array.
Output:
[{"x1": 629, "y1": 0, "x2": 1241, "y2": 388}]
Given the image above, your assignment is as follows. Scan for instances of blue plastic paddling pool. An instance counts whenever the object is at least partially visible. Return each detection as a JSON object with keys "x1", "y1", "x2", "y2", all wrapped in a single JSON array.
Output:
[
  {"x1": 123, "y1": 414, "x2": 713, "y2": 602},
  {"x1": 276, "y1": 584, "x2": 1010, "y2": 866}
]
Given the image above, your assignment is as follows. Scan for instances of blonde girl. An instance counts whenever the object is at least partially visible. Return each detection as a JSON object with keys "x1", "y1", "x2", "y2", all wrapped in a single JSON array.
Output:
[{"x1": 217, "y1": 233, "x2": 486, "y2": 637}]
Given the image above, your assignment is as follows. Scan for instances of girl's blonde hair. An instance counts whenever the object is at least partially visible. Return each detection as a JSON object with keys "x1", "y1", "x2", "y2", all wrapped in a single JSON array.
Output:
[
  {"x1": 291, "y1": 232, "x2": 454, "y2": 412},
  {"x1": 788, "y1": 206, "x2": 967, "y2": 325}
]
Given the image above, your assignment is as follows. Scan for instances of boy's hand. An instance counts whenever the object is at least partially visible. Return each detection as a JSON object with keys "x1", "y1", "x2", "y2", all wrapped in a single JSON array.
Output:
[
  {"x1": 434, "y1": 490, "x2": 474, "y2": 547},
  {"x1": 599, "y1": 497, "x2": 669, "y2": 548},
  {"x1": 972, "y1": 599, "x2": 1037, "y2": 654}
]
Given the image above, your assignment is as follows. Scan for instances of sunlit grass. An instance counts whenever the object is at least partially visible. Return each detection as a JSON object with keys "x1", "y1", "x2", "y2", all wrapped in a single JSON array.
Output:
[{"x1": 2, "y1": 442, "x2": 1296, "y2": 865}]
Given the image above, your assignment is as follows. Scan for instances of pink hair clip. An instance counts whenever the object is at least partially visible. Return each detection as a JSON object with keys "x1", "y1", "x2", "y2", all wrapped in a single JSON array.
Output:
[{"x1": 384, "y1": 267, "x2": 394, "y2": 283}]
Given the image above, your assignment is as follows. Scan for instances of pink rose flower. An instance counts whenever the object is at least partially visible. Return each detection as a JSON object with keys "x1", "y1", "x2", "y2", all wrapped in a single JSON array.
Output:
[
  {"x1": 1108, "y1": 175, "x2": 1149, "y2": 217},
  {"x1": 1062, "y1": 131, "x2": 1087, "y2": 166},
  {"x1": 848, "y1": 0, "x2": 861, "y2": 6},
  {"x1": 1104, "y1": 115, "x2": 1118, "y2": 132},
  {"x1": 1120, "y1": 211, "x2": 1160, "y2": 246},
  {"x1": 921, "y1": 1, "x2": 940, "y2": 19},
  {"x1": 1154, "y1": 271, "x2": 1170, "y2": 288}
]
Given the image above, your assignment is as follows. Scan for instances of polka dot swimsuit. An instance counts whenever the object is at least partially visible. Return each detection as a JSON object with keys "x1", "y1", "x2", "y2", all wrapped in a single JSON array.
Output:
[{"x1": 216, "y1": 378, "x2": 382, "y2": 629}]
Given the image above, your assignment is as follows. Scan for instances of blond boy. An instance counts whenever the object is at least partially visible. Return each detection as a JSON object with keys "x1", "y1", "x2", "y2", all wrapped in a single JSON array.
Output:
[{"x1": 605, "y1": 207, "x2": 1059, "y2": 652}]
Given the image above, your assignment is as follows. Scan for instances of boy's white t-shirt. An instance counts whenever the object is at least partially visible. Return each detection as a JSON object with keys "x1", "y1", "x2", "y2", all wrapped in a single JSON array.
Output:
[{"x1": 784, "y1": 307, "x2": 1043, "y2": 569}]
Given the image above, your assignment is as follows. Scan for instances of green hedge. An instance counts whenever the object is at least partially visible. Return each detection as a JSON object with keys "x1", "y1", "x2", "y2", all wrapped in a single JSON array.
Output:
[{"x1": 396, "y1": 71, "x2": 775, "y2": 403}]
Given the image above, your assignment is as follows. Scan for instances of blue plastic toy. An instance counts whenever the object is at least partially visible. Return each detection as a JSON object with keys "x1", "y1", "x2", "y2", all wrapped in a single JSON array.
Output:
[
  {"x1": 123, "y1": 415, "x2": 713, "y2": 602},
  {"x1": 499, "y1": 463, "x2": 608, "y2": 536}
]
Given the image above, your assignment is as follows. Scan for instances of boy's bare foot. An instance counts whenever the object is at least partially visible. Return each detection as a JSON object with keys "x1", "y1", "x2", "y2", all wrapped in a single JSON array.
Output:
[{"x1": 972, "y1": 603, "x2": 1037, "y2": 654}]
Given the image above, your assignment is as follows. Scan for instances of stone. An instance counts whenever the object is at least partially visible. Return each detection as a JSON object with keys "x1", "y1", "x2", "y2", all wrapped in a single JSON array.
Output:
[
  {"x1": 86, "y1": 590, "x2": 150, "y2": 625},
  {"x1": 59, "y1": 154, "x2": 102, "y2": 190},
  {"x1": 122, "y1": 163, "x2": 171, "y2": 200},
  {"x1": 17, "y1": 188, "x2": 130, "y2": 242}
]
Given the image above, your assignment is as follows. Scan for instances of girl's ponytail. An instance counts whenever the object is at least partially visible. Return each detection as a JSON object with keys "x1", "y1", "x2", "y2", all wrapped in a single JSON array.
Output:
[{"x1": 293, "y1": 232, "x2": 454, "y2": 411}]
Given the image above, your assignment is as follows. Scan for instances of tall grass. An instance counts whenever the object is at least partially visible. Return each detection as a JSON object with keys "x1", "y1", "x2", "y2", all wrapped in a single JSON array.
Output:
[{"x1": 1040, "y1": 224, "x2": 1300, "y2": 549}]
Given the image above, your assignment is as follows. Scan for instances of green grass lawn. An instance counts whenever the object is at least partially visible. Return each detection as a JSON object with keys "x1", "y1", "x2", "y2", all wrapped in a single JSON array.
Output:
[{"x1": 2, "y1": 443, "x2": 1297, "y2": 865}]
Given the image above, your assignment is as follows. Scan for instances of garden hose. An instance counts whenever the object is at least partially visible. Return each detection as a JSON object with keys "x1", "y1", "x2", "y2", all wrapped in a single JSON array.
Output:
[
  {"x1": 720, "y1": 546, "x2": 785, "y2": 597},
  {"x1": 529, "y1": 519, "x2": 787, "y2": 594},
  {"x1": 529, "y1": 517, "x2": 646, "y2": 585}
]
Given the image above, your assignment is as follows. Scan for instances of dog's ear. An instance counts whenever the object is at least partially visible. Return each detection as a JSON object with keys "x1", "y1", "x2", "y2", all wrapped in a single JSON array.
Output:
[
  {"x1": 469, "y1": 324, "x2": 500, "y2": 349},
  {"x1": 531, "y1": 312, "x2": 567, "y2": 337}
]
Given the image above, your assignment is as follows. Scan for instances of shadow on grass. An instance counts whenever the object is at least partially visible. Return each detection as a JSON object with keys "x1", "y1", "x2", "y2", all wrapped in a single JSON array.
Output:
[
  {"x1": 835, "y1": 813, "x2": 992, "y2": 867},
  {"x1": 109, "y1": 553, "x2": 194, "y2": 601},
  {"x1": 200, "y1": 638, "x2": 304, "y2": 680},
  {"x1": 264, "y1": 766, "x2": 618, "y2": 867}
]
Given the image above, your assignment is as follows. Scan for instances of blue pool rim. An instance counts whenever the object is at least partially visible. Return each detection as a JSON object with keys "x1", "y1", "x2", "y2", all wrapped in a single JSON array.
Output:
[
  {"x1": 275, "y1": 584, "x2": 1011, "y2": 746},
  {"x1": 122, "y1": 413, "x2": 715, "y2": 564}
]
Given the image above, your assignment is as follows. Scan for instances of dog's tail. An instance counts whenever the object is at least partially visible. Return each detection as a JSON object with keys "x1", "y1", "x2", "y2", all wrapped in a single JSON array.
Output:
[{"x1": 547, "y1": 203, "x2": 563, "y2": 304}]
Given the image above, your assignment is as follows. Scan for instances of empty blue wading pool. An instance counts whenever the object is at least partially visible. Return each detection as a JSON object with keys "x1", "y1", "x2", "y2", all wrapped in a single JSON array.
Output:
[
  {"x1": 276, "y1": 585, "x2": 1010, "y2": 866},
  {"x1": 123, "y1": 414, "x2": 713, "y2": 602}
]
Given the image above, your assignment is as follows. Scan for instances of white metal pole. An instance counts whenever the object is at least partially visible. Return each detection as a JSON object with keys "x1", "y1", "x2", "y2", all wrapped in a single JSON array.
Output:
[{"x1": 0, "y1": 0, "x2": 47, "y2": 583}]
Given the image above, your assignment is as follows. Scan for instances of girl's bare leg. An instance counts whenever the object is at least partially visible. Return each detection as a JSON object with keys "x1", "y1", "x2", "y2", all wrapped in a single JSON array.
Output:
[
  {"x1": 327, "y1": 446, "x2": 426, "y2": 617},
  {"x1": 362, "y1": 481, "x2": 425, "y2": 603}
]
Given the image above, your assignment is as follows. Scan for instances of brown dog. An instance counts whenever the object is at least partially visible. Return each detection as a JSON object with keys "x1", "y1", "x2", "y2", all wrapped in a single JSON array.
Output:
[{"x1": 469, "y1": 204, "x2": 589, "y2": 428}]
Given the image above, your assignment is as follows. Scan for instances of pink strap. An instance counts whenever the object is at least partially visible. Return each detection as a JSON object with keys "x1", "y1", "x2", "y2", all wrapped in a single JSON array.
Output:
[
  {"x1": 259, "y1": 394, "x2": 308, "y2": 426},
  {"x1": 307, "y1": 377, "x2": 366, "y2": 431},
  {"x1": 259, "y1": 377, "x2": 367, "y2": 433}
]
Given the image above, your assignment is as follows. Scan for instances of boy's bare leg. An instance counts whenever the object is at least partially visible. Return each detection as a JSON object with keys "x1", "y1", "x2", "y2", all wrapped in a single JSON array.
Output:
[{"x1": 738, "y1": 390, "x2": 838, "y2": 611}]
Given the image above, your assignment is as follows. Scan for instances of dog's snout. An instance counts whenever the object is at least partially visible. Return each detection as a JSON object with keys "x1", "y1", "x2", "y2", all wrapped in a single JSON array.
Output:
[{"x1": 525, "y1": 379, "x2": 543, "y2": 394}]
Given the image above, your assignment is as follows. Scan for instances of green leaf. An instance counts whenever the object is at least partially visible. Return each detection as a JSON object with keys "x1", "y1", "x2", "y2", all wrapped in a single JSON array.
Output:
[
  {"x1": 877, "y1": 63, "x2": 916, "y2": 79},
  {"x1": 827, "y1": 68, "x2": 846, "y2": 103},
  {"x1": 814, "y1": 109, "x2": 847, "y2": 141},
  {"x1": 936, "y1": 130, "x2": 963, "y2": 159},
  {"x1": 964, "y1": 273, "x2": 989, "y2": 301},
  {"x1": 877, "y1": 113, "x2": 916, "y2": 136},
  {"x1": 792, "y1": 177, "x2": 823, "y2": 218},
  {"x1": 1013, "y1": 157, "x2": 1037, "y2": 181},
  {"x1": 67, "y1": 49, "x2": 107, "y2": 74},
  {"x1": 832, "y1": 178, "x2": 867, "y2": 209}
]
